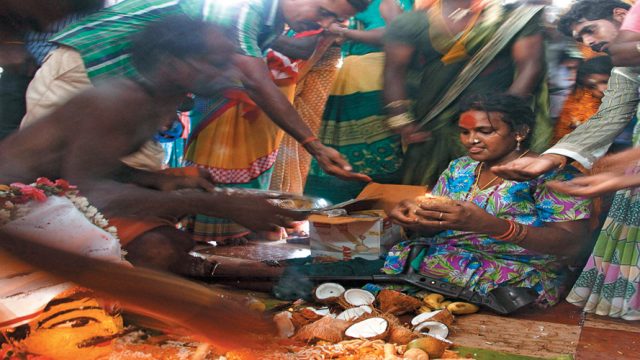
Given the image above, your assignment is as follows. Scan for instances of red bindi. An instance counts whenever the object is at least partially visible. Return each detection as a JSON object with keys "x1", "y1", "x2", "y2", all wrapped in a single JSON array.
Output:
[{"x1": 459, "y1": 113, "x2": 478, "y2": 129}]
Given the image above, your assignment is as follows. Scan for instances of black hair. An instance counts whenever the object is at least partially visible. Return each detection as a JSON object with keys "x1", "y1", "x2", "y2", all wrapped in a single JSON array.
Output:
[
  {"x1": 347, "y1": 0, "x2": 372, "y2": 12},
  {"x1": 576, "y1": 56, "x2": 614, "y2": 88},
  {"x1": 558, "y1": 0, "x2": 630, "y2": 37},
  {"x1": 130, "y1": 15, "x2": 223, "y2": 75},
  {"x1": 458, "y1": 93, "x2": 535, "y2": 146}
]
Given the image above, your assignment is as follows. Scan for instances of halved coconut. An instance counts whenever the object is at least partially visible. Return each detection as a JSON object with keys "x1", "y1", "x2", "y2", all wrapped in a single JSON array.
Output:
[
  {"x1": 273, "y1": 311, "x2": 295, "y2": 338},
  {"x1": 406, "y1": 334, "x2": 453, "y2": 358},
  {"x1": 339, "y1": 288, "x2": 375, "y2": 308},
  {"x1": 344, "y1": 317, "x2": 389, "y2": 341},
  {"x1": 336, "y1": 305, "x2": 372, "y2": 321},
  {"x1": 294, "y1": 316, "x2": 351, "y2": 343},
  {"x1": 388, "y1": 323, "x2": 420, "y2": 345},
  {"x1": 313, "y1": 283, "x2": 345, "y2": 304},
  {"x1": 411, "y1": 309, "x2": 454, "y2": 327},
  {"x1": 306, "y1": 307, "x2": 332, "y2": 317},
  {"x1": 377, "y1": 289, "x2": 422, "y2": 315},
  {"x1": 414, "y1": 321, "x2": 449, "y2": 339}
]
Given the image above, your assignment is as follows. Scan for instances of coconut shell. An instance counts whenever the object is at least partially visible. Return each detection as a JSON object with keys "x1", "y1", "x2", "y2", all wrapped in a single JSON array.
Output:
[
  {"x1": 377, "y1": 289, "x2": 422, "y2": 316},
  {"x1": 412, "y1": 309, "x2": 454, "y2": 327},
  {"x1": 344, "y1": 317, "x2": 390, "y2": 341},
  {"x1": 313, "y1": 283, "x2": 345, "y2": 304},
  {"x1": 291, "y1": 308, "x2": 323, "y2": 329},
  {"x1": 293, "y1": 316, "x2": 351, "y2": 344},
  {"x1": 338, "y1": 288, "x2": 375, "y2": 309},
  {"x1": 388, "y1": 324, "x2": 420, "y2": 345},
  {"x1": 406, "y1": 335, "x2": 453, "y2": 358}
]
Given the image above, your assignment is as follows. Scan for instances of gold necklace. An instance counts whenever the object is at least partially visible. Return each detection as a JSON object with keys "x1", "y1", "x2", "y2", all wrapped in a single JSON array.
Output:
[{"x1": 474, "y1": 150, "x2": 530, "y2": 191}]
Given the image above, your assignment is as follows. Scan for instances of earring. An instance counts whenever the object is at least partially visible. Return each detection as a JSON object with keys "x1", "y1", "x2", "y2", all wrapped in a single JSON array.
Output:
[{"x1": 515, "y1": 135, "x2": 524, "y2": 152}]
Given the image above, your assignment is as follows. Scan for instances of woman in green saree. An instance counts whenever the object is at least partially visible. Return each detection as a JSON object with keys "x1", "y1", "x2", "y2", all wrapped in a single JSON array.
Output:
[{"x1": 383, "y1": 0, "x2": 551, "y2": 186}]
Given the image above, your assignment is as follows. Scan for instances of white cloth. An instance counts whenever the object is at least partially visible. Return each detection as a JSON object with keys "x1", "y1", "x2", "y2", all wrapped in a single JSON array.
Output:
[{"x1": 0, "y1": 196, "x2": 124, "y2": 329}]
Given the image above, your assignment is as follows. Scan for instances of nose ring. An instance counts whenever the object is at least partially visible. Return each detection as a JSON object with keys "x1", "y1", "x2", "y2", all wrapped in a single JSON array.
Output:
[{"x1": 472, "y1": 139, "x2": 480, "y2": 144}]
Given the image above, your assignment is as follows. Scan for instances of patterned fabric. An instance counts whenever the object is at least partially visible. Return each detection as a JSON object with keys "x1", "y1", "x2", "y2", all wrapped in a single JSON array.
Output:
[
  {"x1": 567, "y1": 118, "x2": 640, "y2": 320},
  {"x1": 382, "y1": 156, "x2": 591, "y2": 305},
  {"x1": 52, "y1": 0, "x2": 283, "y2": 82},
  {"x1": 24, "y1": 13, "x2": 91, "y2": 65},
  {"x1": 305, "y1": 0, "x2": 413, "y2": 203},
  {"x1": 270, "y1": 46, "x2": 342, "y2": 194},
  {"x1": 546, "y1": 68, "x2": 640, "y2": 168},
  {"x1": 386, "y1": 4, "x2": 550, "y2": 186}
]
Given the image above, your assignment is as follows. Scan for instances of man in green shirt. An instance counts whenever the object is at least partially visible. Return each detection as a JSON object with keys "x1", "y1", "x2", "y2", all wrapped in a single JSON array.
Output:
[{"x1": 22, "y1": 0, "x2": 372, "y2": 181}]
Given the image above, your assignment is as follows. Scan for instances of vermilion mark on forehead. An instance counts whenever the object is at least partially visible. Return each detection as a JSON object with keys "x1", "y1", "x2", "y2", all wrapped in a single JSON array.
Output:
[{"x1": 459, "y1": 112, "x2": 479, "y2": 129}]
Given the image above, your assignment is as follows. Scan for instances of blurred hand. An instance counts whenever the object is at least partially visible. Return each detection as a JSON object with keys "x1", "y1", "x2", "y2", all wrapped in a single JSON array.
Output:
[
  {"x1": 491, "y1": 154, "x2": 565, "y2": 181},
  {"x1": 156, "y1": 169, "x2": 216, "y2": 192},
  {"x1": 222, "y1": 195, "x2": 307, "y2": 232},
  {"x1": 326, "y1": 22, "x2": 347, "y2": 35},
  {"x1": 397, "y1": 123, "x2": 430, "y2": 145},
  {"x1": 547, "y1": 172, "x2": 640, "y2": 197},
  {"x1": 306, "y1": 141, "x2": 372, "y2": 182}
]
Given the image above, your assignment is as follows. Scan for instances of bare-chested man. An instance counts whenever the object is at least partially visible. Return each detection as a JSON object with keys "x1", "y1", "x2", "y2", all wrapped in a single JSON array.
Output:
[{"x1": 0, "y1": 16, "x2": 304, "y2": 276}]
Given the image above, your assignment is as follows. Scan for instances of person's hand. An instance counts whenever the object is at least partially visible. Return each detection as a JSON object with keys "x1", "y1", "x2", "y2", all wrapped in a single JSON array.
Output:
[
  {"x1": 547, "y1": 172, "x2": 640, "y2": 197},
  {"x1": 222, "y1": 195, "x2": 308, "y2": 232},
  {"x1": 415, "y1": 200, "x2": 493, "y2": 233},
  {"x1": 326, "y1": 22, "x2": 347, "y2": 36},
  {"x1": 306, "y1": 141, "x2": 372, "y2": 182},
  {"x1": 491, "y1": 154, "x2": 565, "y2": 181},
  {"x1": 389, "y1": 199, "x2": 423, "y2": 230},
  {"x1": 155, "y1": 169, "x2": 216, "y2": 192},
  {"x1": 397, "y1": 123, "x2": 430, "y2": 145}
]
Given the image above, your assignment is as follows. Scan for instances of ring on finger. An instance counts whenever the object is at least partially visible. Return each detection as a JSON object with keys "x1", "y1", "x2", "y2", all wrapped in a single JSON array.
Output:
[
  {"x1": 438, "y1": 212, "x2": 443, "y2": 220},
  {"x1": 439, "y1": 221, "x2": 442, "y2": 227}
]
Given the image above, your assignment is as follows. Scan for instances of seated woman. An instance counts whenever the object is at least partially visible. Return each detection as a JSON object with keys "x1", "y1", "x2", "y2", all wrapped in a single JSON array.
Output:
[
  {"x1": 204, "y1": 94, "x2": 592, "y2": 306},
  {"x1": 385, "y1": 93, "x2": 592, "y2": 306}
]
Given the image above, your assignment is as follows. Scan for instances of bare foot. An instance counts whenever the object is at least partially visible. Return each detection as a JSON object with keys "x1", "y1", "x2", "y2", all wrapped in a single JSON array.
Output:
[{"x1": 216, "y1": 236, "x2": 250, "y2": 246}]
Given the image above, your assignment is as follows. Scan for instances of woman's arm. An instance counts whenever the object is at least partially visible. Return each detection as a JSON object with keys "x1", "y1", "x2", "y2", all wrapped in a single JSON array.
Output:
[{"x1": 415, "y1": 200, "x2": 591, "y2": 259}]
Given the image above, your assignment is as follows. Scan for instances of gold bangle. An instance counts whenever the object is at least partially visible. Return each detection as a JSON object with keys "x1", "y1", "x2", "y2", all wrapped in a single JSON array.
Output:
[
  {"x1": 386, "y1": 112, "x2": 415, "y2": 130},
  {"x1": 384, "y1": 99, "x2": 412, "y2": 110}
]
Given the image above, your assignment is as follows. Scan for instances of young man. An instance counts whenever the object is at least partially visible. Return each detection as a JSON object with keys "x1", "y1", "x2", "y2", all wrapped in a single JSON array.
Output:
[
  {"x1": 1, "y1": 16, "x2": 304, "y2": 275},
  {"x1": 493, "y1": 0, "x2": 635, "y2": 179}
]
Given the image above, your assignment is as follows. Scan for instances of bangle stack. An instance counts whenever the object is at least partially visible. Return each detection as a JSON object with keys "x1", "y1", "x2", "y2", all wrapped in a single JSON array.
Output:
[
  {"x1": 301, "y1": 136, "x2": 318, "y2": 146},
  {"x1": 384, "y1": 99, "x2": 412, "y2": 112},
  {"x1": 386, "y1": 112, "x2": 415, "y2": 130},
  {"x1": 494, "y1": 220, "x2": 528, "y2": 245}
]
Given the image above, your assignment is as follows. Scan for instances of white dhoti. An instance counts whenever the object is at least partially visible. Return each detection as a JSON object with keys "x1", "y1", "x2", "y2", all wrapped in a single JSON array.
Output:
[{"x1": 0, "y1": 195, "x2": 124, "y2": 329}]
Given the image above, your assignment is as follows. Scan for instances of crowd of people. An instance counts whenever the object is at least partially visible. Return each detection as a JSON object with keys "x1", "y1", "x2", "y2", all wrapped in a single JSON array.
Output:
[{"x1": 1, "y1": 0, "x2": 640, "y2": 356}]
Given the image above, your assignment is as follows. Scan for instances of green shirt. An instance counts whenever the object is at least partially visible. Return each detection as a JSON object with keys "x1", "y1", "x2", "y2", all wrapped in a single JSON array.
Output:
[{"x1": 52, "y1": 0, "x2": 284, "y2": 82}]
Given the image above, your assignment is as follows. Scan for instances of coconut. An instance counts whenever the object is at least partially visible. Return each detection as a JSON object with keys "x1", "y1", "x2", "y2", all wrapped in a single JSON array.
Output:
[
  {"x1": 388, "y1": 323, "x2": 420, "y2": 345},
  {"x1": 411, "y1": 309, "x2": 454, "y2": 327},
  {"x1": 291, "y1": 308, "x2": 323, "y2": 329},
  {"x1": 415, "y1": 194, "x2": 456, "y2": 207},
  {"x1": 338, "y1": 288, "x2": 375, "y2": 309},
  {"x1": 344, "y1": 317, "x2": 389, "y2": 341},
  {"x1": 293, "y1": 316, "x2": 351, "y2": 343},
  {"x1": 406, "y1": 335, "x2": 453, "y2": 358},
  {"x1": 336, "y1": 305, "x2": 372, "y2": 321},
  {"x1": 273, "y1": 311, "x2": 295, "y2": 338},
  {"x1": 414, "y1": 321, "x2": 449, "y2": 339},
  {"x1": 307, "y1": 307, "x2": 332, "y2": 317},
  {"x1": 313, "y1": 283, "x2": 346, "y2": 304},
  {"x1": 377, "y1": 289, "x2": 422, "y2": 315}
]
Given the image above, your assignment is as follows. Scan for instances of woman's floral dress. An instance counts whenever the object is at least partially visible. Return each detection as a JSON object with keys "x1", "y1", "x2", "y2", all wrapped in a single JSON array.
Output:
[{"x1": 382, "y1": 156, "x2": 591, "y2": 305}]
